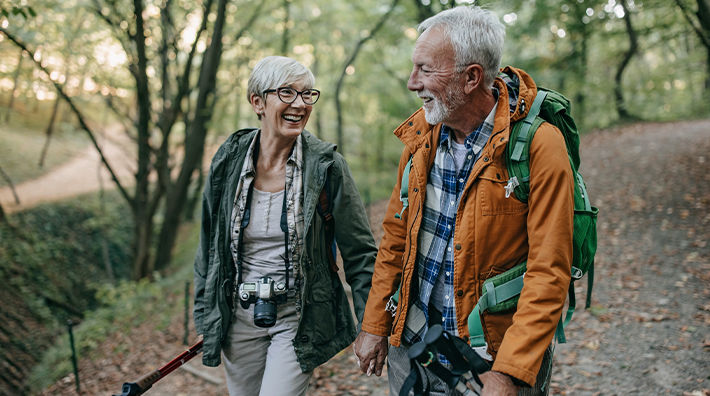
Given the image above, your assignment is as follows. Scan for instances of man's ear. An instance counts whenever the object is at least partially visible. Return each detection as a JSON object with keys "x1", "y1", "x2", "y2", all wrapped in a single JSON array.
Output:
[
  {"x1": 250, "y1": 93, "x2": 265, "y2": 117},
  {"x1": 463, "y1": 64, "x2": 484, "y2": 94}
]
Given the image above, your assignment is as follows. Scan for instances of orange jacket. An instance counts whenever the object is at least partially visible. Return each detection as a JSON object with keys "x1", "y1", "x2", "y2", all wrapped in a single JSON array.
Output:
[{"x1": 361, "y1": 67, "x2": 573, "y2": 386}]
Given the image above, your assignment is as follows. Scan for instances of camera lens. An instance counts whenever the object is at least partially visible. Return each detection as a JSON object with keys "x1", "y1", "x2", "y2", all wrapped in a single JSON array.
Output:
[{"x1": 253, "y1": 299, "x2": 277, "y2": 327}]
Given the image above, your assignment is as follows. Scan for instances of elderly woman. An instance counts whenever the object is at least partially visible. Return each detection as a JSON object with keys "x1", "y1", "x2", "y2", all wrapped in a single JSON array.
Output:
[{"x1": 193, "y1": 56, "x2": 377, "y2": 396}]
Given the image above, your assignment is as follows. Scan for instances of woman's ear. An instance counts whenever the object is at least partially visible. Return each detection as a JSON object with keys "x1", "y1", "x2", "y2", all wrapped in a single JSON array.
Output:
[
  {"x1": 463, "y1": 64, "x2": 484, "y2": 94},
  {"x1": 250, "y1": 93, "x2": 265, "y2": 118}
]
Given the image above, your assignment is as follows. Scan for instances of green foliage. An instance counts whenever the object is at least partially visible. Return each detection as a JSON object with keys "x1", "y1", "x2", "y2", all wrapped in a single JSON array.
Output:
[
  {"x1": 27, "y1": 278, "x2": 167, "y2": 392},
  {"x1": 0, "y1": 191, "x2": 133, "y2": 317},
  {"x1": 26, "y1": 233, "x2": 199, "y2": 393},
  {"x1": 500, "y1": 0, "x2": 709, "y2": 130},
  {"x1": 0, "y1": 191, "x2": 133, "y2": 392},
  {"x1": 2, "y1": 0, "x2": 707, "y2": 207},
  {"x1": 0, "y1": 4, "x2": 36, "y2": 19}
]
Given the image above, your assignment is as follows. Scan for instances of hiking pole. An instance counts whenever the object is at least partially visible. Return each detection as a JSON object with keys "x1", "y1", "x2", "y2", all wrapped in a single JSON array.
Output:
[{"x1": 113, "y1": 339, "x2": 203, "y2": 396}]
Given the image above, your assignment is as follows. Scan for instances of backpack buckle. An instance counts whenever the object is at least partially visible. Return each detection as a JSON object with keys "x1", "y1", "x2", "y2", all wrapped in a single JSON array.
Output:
[
  {"x1": 571, "y1": 267, "x2": 583, "y2": 280},
  {"x1": 504, "y1": 177, "x2": 519, "y2": 198},
  {"x1": 385, "y1": 296, "x2": 398, "y2": 317}
]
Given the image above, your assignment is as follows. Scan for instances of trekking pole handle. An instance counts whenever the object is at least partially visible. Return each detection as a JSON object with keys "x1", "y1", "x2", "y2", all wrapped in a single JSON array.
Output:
[
  {"x1": 135, "y1": 369, "x2": 161, "y2": 391},
  {"x1": 114, "y1": 369, "x2": 160, "y2": 396}
]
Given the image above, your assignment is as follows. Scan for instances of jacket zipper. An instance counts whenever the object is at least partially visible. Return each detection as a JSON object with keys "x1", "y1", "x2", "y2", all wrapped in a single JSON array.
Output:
[
  {"x1": 296, "y1": 162, "x2": 332, "y2": 335},
  {"x1": 391, "y1": 175, "x2": 422, "y2": 334}
]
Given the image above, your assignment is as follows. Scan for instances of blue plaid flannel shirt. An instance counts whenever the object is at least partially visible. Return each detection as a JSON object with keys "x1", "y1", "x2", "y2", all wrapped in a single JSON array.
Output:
[{"x1": 403, "y1": 100, "x2": 498, "y2": 347}]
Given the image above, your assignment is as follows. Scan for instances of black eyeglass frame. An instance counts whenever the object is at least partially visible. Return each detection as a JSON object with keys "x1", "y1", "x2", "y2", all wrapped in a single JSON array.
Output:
[{"x1": 262, "y1": 87, "x2": 321, "y2": 105}]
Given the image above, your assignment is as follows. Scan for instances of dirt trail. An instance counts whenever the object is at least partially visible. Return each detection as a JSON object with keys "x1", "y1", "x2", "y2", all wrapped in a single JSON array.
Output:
[
  {"x1": 0, "y1": 124, "x2": 135, "y2": 213},
  {"x1": 37, "y1": 119, "x2": 710, "y2": 395}
]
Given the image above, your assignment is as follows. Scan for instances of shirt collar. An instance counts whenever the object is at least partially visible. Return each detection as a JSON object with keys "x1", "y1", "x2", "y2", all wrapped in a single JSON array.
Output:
[
  {"x1": 439, "y1": 88, "x2": 499, "y2": 154},
  {"x1": 241, "y1": 131, "x2": 303, "y2": 177}
]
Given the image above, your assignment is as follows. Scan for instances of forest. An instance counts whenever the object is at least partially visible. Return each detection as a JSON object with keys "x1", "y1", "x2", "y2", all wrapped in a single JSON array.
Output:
[{"x1": 0, "y1": 0, "x2": 708, "y2": 395}]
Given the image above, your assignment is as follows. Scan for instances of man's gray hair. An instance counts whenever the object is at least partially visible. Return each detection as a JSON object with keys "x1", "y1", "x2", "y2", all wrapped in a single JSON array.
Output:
[
  {"x1": 418, "y1": 6, "x2": 505, "y2": 88},
  {"x1": 247, "y1": 56, "x2": 315, "y2": 102}
]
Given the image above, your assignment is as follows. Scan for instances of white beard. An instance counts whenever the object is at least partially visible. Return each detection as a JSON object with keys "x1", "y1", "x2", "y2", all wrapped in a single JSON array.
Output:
[{"x1": 420, "y1": 85, "x2": 465, "y2": 125}]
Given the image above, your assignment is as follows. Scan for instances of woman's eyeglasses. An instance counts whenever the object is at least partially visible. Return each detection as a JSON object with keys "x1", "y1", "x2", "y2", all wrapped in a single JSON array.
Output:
[{"x1": 263, "y1": 87, "x2": 321, "y2": 105}]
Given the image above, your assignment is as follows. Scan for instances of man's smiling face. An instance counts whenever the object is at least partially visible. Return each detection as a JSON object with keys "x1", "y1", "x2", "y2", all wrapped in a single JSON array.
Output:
[{"x1": 407, "y1": 27, "x2": 465, "y2": 125}]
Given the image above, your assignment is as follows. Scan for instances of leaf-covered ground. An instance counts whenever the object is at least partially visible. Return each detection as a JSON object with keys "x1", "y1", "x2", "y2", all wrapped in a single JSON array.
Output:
[{"x1": 39, "y1": 119, "x2": 709, "y2": 395}]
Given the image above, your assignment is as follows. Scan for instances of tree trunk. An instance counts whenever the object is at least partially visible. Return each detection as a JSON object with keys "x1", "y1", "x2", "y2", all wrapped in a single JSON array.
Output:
[
  {"x1": 281, "y1": 0, "x2": 290, "y2": 55},
  {"x1": 675, "y1": 0, "x2": 710, "y2": 99},
  {"x1": 571, "y1": 2, "x2": 590, "y2": 128},
  {"x1": 234, "y1": 63, "x2": 242, "y2": 128},
  {"x1": 614, "y1": 0, "x2": 638, "y2": 120},
  {"x1": 132, "y1": 217, "x2": 153, "y2": 278},
  {"x1": 130, "y1": 0, "x2": 157, "y2": 279},
  {"x1": 38, "y1": 97, "x2": 61, "y2": 168},
  {"x1": 699, "y1": 0, "x2": 710, "y2": 97},
  {"x1": 4, "y1": 49, "x2": 23, "y2": 124},
  {"x1": 184, "y1": 167, "x2": 204, "y2": 221},
  {"x1": 153, "y1": 0, "x2": 229, "y2": 271}
]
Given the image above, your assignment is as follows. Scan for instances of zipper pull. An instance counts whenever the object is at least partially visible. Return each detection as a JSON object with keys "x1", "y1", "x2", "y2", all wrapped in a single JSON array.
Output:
[{"x1": 504, "y1": 177, "x2": 519, "y2": 198}]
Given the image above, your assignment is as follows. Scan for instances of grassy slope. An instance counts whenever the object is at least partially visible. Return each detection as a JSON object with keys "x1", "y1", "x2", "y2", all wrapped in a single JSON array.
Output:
[
  {"x1": 0, "y1": 191, "x2": 133, "y2": 394},
  {"x1": 26, "y1": 213, "x2": 202, "y2": 394},
  {"x1": 0, "y1": 105, "x2": 89, "y2": 187}
]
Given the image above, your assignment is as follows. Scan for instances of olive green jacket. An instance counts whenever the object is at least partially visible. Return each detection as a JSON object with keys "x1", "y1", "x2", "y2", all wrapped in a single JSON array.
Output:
[{"x1": 193, "y1": 128, "x2": 377, "y2": 372}]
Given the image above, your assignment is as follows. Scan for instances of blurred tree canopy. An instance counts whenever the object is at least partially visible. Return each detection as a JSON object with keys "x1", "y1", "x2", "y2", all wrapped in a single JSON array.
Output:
[{"x1": 0, "y1": 0, "x2": 706, "y2": 278}]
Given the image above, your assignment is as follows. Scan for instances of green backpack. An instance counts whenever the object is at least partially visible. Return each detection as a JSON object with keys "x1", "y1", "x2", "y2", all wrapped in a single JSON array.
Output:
[
  {"x1": 467, "y1": 87, "x2": 598, "y2": 346},
  {"x1": 391, "y1": 87, "x2": 598, "y2": 345}
]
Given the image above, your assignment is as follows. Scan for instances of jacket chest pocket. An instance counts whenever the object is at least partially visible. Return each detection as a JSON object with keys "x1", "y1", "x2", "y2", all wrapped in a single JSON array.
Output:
[{"x1": 478, "y1": 165, "x2": 527, "y2": 216}]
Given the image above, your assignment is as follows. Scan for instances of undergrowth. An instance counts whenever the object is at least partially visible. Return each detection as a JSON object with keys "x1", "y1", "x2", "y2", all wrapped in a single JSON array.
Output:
[{"x1": 23, "y1": 202, "x2": 202, "y2": 393}]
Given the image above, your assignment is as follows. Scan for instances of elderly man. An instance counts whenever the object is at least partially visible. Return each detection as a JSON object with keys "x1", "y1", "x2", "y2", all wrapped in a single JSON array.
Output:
[{"x1": 353, "y1": 6, "x2": 573, "y2": 395}]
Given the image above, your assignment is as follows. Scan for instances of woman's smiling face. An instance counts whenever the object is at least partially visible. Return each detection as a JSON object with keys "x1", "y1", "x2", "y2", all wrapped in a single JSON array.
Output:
[{"x1": 252, "y1": 79, "x2": 313, "y2": 141}]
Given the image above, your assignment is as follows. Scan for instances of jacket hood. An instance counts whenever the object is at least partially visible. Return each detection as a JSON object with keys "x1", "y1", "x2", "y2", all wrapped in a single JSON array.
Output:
[{"x1": 498, "y1": 65, "x2": 538, "y2": 123}]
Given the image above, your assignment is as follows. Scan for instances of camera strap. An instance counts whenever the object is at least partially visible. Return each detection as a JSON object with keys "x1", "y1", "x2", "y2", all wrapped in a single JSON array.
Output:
[{"x1": 236, "y1": 140, "x2": 292, "y2": 292}]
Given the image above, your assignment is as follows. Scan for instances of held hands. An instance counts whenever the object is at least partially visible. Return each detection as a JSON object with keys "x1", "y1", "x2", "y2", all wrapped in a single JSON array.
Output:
[
  {"x1": 352, "y1": 330, "x2": 388, "y2": 377},
  {"x1": 479, "y1": 371, "x2": 519, "y2": 396}
]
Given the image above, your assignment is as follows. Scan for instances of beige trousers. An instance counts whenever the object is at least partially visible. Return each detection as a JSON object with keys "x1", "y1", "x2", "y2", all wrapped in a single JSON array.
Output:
[{"x1": 222, "y1": 302, "x2": 311, "y2": 396}]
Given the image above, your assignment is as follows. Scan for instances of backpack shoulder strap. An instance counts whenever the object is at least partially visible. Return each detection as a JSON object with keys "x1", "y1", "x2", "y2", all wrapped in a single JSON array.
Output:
[
  {"x1": 505, "y1": 91, "x2": 547, "y2": 202},
  {"x1": 316, "y1": 173, "x2": 338, "y2": 272},
  {"x1": 395, "y1": 156, "x2": 413, "y2": 219}
]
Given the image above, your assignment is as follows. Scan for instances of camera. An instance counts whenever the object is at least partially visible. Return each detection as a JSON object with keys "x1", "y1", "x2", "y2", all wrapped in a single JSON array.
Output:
[{"x1": 238, "y1": 276, "x2": 287, "y2": 327}]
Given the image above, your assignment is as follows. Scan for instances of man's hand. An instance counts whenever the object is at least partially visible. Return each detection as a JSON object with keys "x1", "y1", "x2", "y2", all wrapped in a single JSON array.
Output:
[
  {"x1": 480, "y1": 371, "x2": 519, "y2": 396},
  {"x1": 352, "y1": 330, "x2": 388, "y2": 376}
]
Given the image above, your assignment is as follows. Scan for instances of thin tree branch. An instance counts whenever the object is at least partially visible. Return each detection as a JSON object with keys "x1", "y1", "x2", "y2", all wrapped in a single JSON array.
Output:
[
  {"x1": 0, "y1": 27, "x2": 133, "y2": 204},
  {"x1": 675, "y1": 0, "x2": 710, "y2": 47},
  {"x1": 158, "y1": 0, "x2": 215, "y2": 138},
  {"x1": 0, "y1": 165, "x2": 20, "y2": 204},
  {"x1": 335, "y1": 0, "x2": 400, "y2": 154},
  {"x1": 614, "y1": 0, "x2": 639, "y2": 119}
]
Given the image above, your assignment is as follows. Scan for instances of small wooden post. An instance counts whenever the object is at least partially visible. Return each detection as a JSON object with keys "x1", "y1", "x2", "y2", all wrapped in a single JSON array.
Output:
[
  {"x1": 67, "y1": 320, "x2": 80, "y2": 393},
  {"x1": 184, "y1": 281, "x2": 190, "y2": 346}
]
